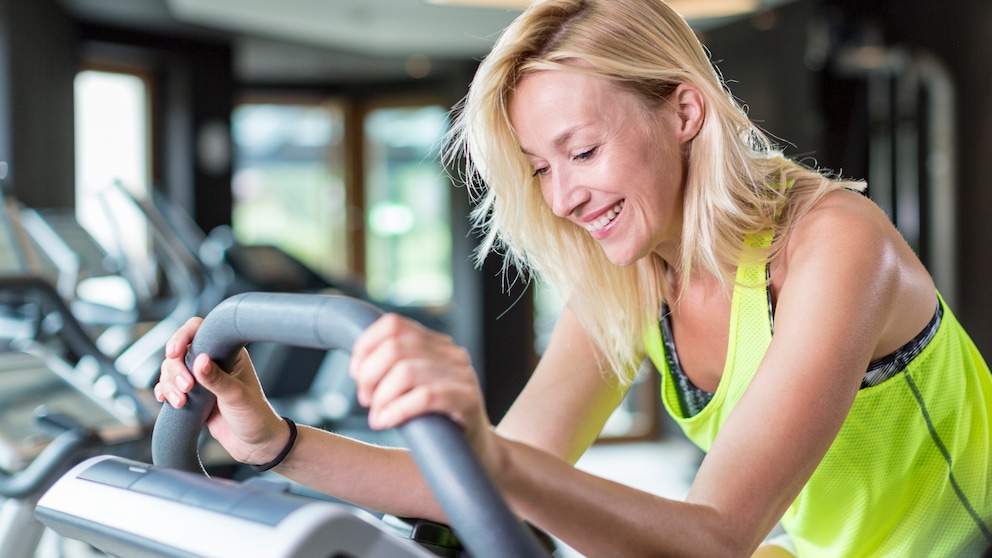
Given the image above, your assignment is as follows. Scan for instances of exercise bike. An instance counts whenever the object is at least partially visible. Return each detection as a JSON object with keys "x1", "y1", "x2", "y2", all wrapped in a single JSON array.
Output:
[{"x1": 35, "y1": 292, "x2": 555, "y2": 557}]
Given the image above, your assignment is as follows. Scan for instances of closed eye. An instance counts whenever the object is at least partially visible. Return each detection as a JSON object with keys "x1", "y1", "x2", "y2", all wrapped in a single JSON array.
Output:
[
  {"x1": 573, "y1": 146, "x2": 598, "y2": 161},
  {"x1": 532, "y1": 166, "x2": 549, "y2": 178}
]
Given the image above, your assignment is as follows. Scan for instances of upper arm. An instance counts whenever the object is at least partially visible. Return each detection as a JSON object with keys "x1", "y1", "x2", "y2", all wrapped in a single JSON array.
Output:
[
  {"x1": 687, "y1": 192, "x2": 911, "y2": 546},
  {"x1": 496, "y1": 306, "x2": 628, "y2": 464}
]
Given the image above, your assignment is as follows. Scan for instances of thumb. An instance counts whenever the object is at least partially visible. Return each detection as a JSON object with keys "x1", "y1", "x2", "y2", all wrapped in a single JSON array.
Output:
[{"x1": 190, "y1": 352, "x2": 236, "y2": 396}]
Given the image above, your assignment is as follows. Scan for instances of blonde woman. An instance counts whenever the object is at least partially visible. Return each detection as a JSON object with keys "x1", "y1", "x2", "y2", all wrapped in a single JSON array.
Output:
[{"x1": 156, "y1": 0, "x2": 992, "y2": 555}]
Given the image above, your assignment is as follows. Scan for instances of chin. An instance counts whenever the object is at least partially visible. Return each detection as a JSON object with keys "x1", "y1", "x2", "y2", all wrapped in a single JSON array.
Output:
[{"x1": 602, "y1": 248, "x2": 641, "y2": 268}]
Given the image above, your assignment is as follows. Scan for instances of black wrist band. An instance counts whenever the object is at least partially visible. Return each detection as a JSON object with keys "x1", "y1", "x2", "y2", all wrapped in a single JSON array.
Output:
[{"x1": 250, "y1": 417, "x2": 297, "y2": 472}]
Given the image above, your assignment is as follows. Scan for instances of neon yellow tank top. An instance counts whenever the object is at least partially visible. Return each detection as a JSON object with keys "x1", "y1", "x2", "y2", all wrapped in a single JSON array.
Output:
[{"x1": 644, "y1": 259, "x2": 992, "y2": 556}]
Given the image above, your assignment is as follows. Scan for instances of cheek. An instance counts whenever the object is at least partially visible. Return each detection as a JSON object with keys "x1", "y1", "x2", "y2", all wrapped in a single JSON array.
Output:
[{"x1": 538, "y1": 181, "x2": 554, "y2": 210}]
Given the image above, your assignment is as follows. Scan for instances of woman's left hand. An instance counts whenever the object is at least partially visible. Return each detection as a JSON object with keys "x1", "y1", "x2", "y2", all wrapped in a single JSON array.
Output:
[{"x1": 349, "y1": 313, "x2": 501, "y2": 468}]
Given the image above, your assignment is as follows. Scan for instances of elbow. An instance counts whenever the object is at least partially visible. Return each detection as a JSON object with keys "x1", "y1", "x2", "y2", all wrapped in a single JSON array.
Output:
[
  {"x1": 704, "y1": 533, "x2": 764, "y2": 558},
  {"x1": 683, "y1": 504, "x2": 770, "y2": 558}
]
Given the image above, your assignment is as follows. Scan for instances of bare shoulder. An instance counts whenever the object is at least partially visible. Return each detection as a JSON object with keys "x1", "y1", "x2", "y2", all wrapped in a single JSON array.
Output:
[
  {"x1": 775, "y1": 188, "x2": 937, "y2": 359},
  {"x1": 780, "y1": 188, "x2": 922, "y2": 274},
  {"x1": 774, "y1": 188, "x2": 904, "y2": 311},
  {"x1": 791, "y1": 189, "x2": 894, "y2": 246}
]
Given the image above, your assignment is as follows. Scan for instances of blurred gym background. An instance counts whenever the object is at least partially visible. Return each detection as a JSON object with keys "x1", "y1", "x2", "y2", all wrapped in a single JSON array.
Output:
[{"x1": 0, "y1": 1, "x2": 990, "y2": 554}]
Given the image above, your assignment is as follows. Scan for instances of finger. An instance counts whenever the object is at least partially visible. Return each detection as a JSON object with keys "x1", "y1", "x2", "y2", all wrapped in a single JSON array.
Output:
[
  {"x1": 352, "y1": 334, "x2": 405, "y2": 407},
  {"x1": 159, "y1": 388, "x2": 186, "y2": 409},
  {"x1": 354, "y1": 336, "x2": 451, "y2": 409},
  {"x1": 369, "y1": 380, "x2": 478, "y2": 430},
  {"x1": 366, "y1": 358, "x2": 429, "y2": 417},
  {"x1": 156, "y1": 378, "x2": 189, "y2": 408},
  {"x1": 189, "y1": 352, "x2": 233, "y2": 395},
  {"x1": 366, "y1": 345, "x2": 475, "y2": 410},
  {"x1": 156, "y1": 354, "x2": 197, "y2": 408},
  {"x1": 164, "y1": 317, "x2": 203, "y2": 359},
  {"x1": 350, "y1": 313, "x2": 407, "y2": 378},
  {"x1": 351, "y1": 313, "x2": 446, "y2": 372},
  {"x1": 351, "y1": 315, "x2": 428, "y2": 403},
  {"x1": 188, "y1": 351, "x2": 260, "y2": 409}
]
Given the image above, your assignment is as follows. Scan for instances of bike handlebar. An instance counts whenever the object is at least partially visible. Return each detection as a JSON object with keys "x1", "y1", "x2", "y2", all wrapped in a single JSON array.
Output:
[{"x1": 151, "y1": 292, "x2": 549, "y2": 558}]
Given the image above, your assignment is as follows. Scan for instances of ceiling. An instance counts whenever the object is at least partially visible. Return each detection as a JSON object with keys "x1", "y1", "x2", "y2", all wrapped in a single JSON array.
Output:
[{"x1": 58, "y1": 0, "x2": 800, "y2": 83}]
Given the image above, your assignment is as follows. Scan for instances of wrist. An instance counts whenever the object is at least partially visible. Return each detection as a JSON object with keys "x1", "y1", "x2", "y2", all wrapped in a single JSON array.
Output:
[
  {"x1": 484, "y1": 429, "x2": 514, "y2": 485},
  {"x1": 249, "y1": 417, "x2": 297, "y2": 472}
]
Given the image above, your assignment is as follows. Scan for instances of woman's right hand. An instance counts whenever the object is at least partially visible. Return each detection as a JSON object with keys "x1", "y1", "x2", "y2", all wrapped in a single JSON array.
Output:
[{"x1": 153, "y1": 317, "x2": 291, "y2": 467}]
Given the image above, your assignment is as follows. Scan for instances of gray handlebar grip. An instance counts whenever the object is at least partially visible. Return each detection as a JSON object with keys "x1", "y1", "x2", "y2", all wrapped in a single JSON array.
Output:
[
  {"x1": 151, "y1": 293, "x2": 381, "y2": 472},
  {"x1": 151, "y1": 292, "x2": 548, "y2": 558}
]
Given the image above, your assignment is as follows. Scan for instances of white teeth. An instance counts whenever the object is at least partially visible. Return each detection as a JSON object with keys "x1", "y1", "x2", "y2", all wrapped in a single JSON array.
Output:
[{"x1": 586, "y1": 201, "x2": 624, "y2": 232}]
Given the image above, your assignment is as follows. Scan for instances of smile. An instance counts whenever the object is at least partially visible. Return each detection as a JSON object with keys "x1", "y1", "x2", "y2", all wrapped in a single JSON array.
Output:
[{"x1": 585, "y1": 200, "x2": 624, "y2": 233}]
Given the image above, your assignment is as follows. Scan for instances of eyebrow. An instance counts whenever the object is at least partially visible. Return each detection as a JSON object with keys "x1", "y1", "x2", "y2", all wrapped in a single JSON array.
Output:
[{"x1": 520, "y1": 125, "x2": 583, "y2": 156}]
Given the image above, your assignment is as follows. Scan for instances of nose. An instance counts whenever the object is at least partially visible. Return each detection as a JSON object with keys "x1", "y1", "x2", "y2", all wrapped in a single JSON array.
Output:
[{"x1": 546, "y1": 167, "x2": 589, "y2": 218}]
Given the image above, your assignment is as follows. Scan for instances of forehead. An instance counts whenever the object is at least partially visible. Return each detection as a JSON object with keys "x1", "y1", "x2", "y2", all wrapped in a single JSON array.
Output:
[
  {"x1": 509, "y1": 70, "x2": 647, "y2": 139},
  {"x1": 511, "y1": 70, "x2": 618, "y2": 113}
]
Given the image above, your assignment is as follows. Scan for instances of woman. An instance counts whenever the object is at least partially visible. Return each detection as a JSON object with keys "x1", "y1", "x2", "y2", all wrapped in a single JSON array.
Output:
[{"x1": 155, "y1": 0, "x2": 992, "y2": 555}]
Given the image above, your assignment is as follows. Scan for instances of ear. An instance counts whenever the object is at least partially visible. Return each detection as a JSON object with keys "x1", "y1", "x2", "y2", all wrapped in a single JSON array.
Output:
[{"x1": 673, "y1": 83, "x2": 705, "y2": 143}]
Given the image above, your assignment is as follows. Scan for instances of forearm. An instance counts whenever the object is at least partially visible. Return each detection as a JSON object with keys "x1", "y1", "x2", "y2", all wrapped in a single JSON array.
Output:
[
  {"x1": 272, "y1": 425, "x2": 445, "y2": 521},
  {"x1": 495, "y1": 438, "x2": 751, "y2": 558}
]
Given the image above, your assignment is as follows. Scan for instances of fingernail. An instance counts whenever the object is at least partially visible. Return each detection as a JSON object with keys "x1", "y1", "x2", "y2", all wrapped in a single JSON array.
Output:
[
  {"x1": 194, "y1": 355, "x2": 211, "y2": 377},
  {"x1": 371, "y1": 410, "x2": 391, "y2": 430},
  {"x1": 165, "y1": 342, "x2": 176, "y2": 356},
  {"x1": 176, "y1": 375, "x2": 191, "y2": 390},
  {"x1": 166, "y1": 392, "x2": 182, "y2": 408}
]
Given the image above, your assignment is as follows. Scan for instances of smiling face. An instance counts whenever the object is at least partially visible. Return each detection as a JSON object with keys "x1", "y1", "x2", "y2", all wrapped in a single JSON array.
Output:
[{"x1": 508, "y1": 69, "x2": 701, "y2": 267}]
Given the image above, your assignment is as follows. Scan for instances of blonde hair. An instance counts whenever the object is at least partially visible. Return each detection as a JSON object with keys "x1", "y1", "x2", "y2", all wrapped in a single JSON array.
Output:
[{"x1": 445, "y1": 0, "x2": 863, "y2": 383}]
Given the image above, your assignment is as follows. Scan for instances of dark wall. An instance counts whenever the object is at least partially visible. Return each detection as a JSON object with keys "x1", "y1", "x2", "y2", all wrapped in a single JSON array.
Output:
[
  {"x1": 809, "y1": 0, "x2": 992, "y2": 355},
  {"x1": 76, "y1": 24, "x2": 235, "y2": 233},
  {"x1": 0, "y1": 0, "x2": 235, "y2": 219},
  {"x1": 0, "y1": 0, "x2": 77, "y2": 207},
  {"x1": 867, "y1": 1, "x2": 992, "y2": 357},
  {"x1": 702, "y1": 0, "x2": 992, "y2": 357},
  {"x1": 703, "y1": 0, "x2": 826, "y2": 161}
]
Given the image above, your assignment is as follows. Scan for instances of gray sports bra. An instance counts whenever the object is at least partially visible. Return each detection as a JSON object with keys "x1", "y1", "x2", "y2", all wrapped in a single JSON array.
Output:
[{"x1": 658, "y1": 267, "x2": 942, "y2": 417}]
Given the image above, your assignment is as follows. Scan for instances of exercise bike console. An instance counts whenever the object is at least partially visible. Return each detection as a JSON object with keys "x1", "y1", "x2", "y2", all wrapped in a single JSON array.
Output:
[{"x1": 38, "y1": 453, "x2": 437, "y2": 558}]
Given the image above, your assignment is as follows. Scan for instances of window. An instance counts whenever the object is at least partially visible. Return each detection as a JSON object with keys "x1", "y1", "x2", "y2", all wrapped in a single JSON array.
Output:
[
  {"x1": 230, "y1": 99, "x2": 453, "y2": 310},
  {"x1": 363, "y1": 105, "x2": 451, "y2": 307},
  {"x1": 73, "y1": 69, "x2": 153, "y2": 308},
  {"x1": 533, "y1": 279, "x2": 564, "y2": 356},
  {"x1": 231, "y1": 101, "x2": 349, "y2": 280}
]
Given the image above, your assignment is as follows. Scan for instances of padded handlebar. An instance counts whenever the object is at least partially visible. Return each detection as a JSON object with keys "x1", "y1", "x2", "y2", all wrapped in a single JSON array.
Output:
[{"x1": 151, "y1": 292, "x2": 549, "y2": 558}]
